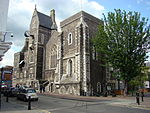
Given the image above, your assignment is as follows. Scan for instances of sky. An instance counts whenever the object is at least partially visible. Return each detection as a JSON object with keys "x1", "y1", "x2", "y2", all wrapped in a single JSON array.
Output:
[{"x1": 0, "y1": 0, "x2": 150, "y2": 67}]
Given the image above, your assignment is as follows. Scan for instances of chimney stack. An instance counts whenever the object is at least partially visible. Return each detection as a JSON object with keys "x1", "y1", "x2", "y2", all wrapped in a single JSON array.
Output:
[{"x1": 50, "y1": 9, "x2": 56, "y2": 23}]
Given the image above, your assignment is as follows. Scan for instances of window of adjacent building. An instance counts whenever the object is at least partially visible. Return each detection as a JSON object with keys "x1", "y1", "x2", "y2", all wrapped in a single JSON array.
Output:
[
  {"x1": 68, "y1": 32, "x2": 72, "y2": 45},
  {"x1": 68, "y1": 59, "x2": 72, "y2": 75},
  {"x1": 16, "y1": 73, "x2": 19, "y2": 79},
  {"x1": 30, "y1": 67, "x2": 33, "y2": 73}
]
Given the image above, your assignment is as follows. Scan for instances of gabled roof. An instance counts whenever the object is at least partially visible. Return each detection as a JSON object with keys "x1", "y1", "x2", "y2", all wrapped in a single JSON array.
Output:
[{"x1": 37, "y1": 11, "x2": 52, "y2": 29}]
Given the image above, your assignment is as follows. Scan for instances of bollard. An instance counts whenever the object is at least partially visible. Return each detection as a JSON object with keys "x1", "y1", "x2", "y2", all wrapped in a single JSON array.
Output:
[
  {"x1": 28, "y1": 96, "x2": 31, "y2": 110},
  {"x1": 6, "y1": 92, "x2": 8, "y2": 102},
  {"x1": 136, "y1": 92, "x2": 140, "y2": 105},
  {"x1": 141, "y1": 91, "x2": 144, "y2": 102}
]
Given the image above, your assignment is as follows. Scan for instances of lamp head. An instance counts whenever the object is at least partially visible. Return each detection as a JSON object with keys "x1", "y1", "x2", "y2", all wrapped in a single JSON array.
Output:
[
  {"x1": 10, "y1": 33, "x2": 13, "y2": 37},
  {"x1": 24, "y1": 31, "x2": 30, "y2": 37}
]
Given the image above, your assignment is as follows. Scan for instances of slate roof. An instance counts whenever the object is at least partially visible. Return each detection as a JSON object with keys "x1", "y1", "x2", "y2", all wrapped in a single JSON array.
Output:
[{"x1": 37, "y1": 11, "x2": 52, "y2": 29}]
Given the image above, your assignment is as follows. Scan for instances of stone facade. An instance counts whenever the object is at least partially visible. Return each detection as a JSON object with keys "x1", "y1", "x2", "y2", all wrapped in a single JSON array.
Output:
[{"x1": 13, "y1": 8, "x2": 107, "y2": 96}]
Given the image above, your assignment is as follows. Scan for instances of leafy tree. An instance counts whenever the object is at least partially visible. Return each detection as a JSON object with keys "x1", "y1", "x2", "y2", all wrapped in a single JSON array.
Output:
[
  {"x1": 93, "y1": 9, "x2": 150, "y2": 94},
  {"x1": 128, "y1": 66, "x2": 149, "y2": 94}
]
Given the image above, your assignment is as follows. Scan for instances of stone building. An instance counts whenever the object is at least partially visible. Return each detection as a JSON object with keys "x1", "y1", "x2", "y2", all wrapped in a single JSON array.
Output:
[
  {"x1": 13, "y1": 8, "x2": 57, "y2": 89},
  {"x1": 13, "y1": 8, "x2": 107, "y2": 96}
]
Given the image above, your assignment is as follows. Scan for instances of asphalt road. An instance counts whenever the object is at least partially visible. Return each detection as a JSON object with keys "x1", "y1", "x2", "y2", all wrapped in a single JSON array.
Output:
[{"x1": 1, "y1": 94, "x2": 149, "y2": 113}]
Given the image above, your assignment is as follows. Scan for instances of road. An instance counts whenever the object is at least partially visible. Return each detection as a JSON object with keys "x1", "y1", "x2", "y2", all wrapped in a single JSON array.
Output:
[{"x1": 1, "y1": 94, "x2": 149, "y2": 113}]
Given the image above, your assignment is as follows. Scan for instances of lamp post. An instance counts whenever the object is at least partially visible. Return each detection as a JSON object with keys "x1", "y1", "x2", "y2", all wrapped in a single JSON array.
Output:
[{"x1": 0, "y1": 31, "x2": 13, "y2": 61}]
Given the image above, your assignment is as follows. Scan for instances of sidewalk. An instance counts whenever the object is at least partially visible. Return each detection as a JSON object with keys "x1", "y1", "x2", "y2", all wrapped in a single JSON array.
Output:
[
  {"x1": 1, "y1": 95, "x2": 50, "y2": 113},
  {"x1": 39, "y1": 92, "x2": 150, "y2": 110}
]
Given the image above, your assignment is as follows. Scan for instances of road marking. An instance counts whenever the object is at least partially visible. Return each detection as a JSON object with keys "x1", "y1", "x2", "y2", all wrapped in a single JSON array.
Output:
[{"x1": 41, "y1": 110, "x2": 51, "y2": 113}]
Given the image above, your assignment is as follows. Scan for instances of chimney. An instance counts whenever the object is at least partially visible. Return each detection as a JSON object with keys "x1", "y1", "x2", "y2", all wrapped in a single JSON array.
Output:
[{"x1": 50, "y1": 9, "x2": 56, "y2": 23}]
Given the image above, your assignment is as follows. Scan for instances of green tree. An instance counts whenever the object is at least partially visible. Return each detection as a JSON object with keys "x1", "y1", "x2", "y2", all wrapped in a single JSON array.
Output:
[
  {"x1": 93, "y1": 9, "x2": 150, "y2": 95},
  {"x1": 128, "y1": 66, "x2": 149, "y2": 95}
]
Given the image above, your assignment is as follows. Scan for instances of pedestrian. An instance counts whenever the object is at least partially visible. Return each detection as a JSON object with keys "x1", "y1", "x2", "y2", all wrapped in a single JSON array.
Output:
[
  {"x1": 136, "y1": 91, "x2": 140, "y2": 105},
  {"x1": 141, "y1": 90, "x2": 144, "y2": 102},
  {"x1": 40, "y1": 85, "x2": 42, "y2": 93},
  {"x1": 43, "y1": 85, "x2": 45, "y2": 93}
]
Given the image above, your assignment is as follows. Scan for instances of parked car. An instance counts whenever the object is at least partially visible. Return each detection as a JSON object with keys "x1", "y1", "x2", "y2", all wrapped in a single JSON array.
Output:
[
  {"x1": 1, "y1": 86, "x2": 8, "y2": 94},
  {"x1": 17, "y1": 88, "x2": 38, "y2": 101},
  {"x1": 3, "y1": 87, "x2": 15, "y2": 97},
  {"x1": 11, "y1": 87, "x2": 20, "y2": 96}
]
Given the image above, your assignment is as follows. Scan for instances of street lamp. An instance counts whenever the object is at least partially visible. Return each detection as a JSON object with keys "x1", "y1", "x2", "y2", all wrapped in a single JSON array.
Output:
[
  {"x1": 0, "y1": 31, "x2": 13, "y2": 61},
  {"x1": 24, "y1": 31, "x2": 35, "y2": 50}
]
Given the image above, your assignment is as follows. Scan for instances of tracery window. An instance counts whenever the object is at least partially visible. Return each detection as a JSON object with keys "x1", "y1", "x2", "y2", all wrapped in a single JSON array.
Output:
[{"x1": 49, "y1": 45, "x2": 57, "y2": 68}]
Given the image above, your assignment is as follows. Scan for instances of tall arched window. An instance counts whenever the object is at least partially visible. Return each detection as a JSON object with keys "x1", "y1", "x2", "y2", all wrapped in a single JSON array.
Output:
[
  {"x1": 68, "y1": 59, "x2": 72, "y2": 75},
  {"x1": 68, "y1": 32, "x2": 72, "y2": 45},
  {"x1": 49, "y1": 45, "x2": 57, "y2": 68}
]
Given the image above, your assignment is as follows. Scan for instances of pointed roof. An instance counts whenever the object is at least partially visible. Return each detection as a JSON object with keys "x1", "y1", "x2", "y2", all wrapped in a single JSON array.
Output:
[{"x1": 37, "y1": 11, "x2": 53, "y2": 29}]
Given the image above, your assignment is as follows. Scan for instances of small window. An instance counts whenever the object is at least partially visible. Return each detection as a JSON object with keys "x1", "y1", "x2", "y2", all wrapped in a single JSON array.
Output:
[
  {"x1": 68, "y1": 33, "x2": 72, "y2": 45},
  {"x1": 68, "y1": 59, "x2": 72, "y2": 75}
]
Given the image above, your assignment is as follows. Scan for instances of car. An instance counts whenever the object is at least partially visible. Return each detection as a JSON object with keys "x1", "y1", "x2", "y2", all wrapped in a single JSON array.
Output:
[
  {"x1": 11, "y1": 87, "x2": 20, "y2": 96},
  {"x1": 3, "y1": 87, "x2": 15, "y2": 97},
  {"x1": 17, "y1": 88, "x2": 38, "y2": 101}
]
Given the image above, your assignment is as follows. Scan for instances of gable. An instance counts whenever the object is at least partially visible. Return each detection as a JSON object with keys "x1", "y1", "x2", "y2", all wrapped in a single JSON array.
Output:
[{"x1": 37, "y1": 11, "x2": 53, "y2": 29}]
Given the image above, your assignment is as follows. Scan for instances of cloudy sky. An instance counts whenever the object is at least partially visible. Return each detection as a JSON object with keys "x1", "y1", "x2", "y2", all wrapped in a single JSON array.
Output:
[{"x1": 1, "y1": 0, "x2": 150, "y2": 67}]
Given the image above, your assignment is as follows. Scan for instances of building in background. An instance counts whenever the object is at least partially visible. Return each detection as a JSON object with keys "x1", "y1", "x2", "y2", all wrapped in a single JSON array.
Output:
[
  {"x1": 0, "y1": 0, "x2": 12, "y2": 61},
  {"x1": 0, "y1": 66, "x2": 13, "y2": 88},
  {"x1": 13, "y1": 8, "x2": 108, "y2": 96},
  {"x1": 145, "y1": 62, "x2": 150, "y2": 88}
]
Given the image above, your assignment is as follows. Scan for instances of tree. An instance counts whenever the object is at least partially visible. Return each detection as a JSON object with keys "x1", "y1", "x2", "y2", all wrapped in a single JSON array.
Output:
[
  {"x1": 128, "y1": 66, "x2": 149, "y2": 95},
  {"x1": 93, "y1": 9, "x2": 150, "y2": 95}
]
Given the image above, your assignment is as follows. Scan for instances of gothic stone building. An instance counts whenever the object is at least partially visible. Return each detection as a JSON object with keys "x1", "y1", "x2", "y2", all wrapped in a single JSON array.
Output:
[{"x1": 13, "y1": 8, "x2": 107, "y2": 96}]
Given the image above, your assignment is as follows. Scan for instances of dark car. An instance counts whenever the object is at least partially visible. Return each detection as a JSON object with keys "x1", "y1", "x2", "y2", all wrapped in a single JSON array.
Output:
[
  {"x1": 11, "y1": 88, "x2": 20, "y2": 96},
  {"x1": 17, "y1": 88, "x2": 38, "y2": 101},
  {"x1": 3, "y1": 87, "x2": 15, "y2": 97}
]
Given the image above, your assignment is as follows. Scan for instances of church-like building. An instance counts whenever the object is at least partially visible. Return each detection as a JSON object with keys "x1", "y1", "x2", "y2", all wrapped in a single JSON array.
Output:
[{"x1": 13, "y1": 8, "x2": 109, "y2": 96}]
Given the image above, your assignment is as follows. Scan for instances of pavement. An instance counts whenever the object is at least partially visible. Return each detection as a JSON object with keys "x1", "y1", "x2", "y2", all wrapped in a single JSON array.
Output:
[{"x1": 39, "y1": 92, "x2": 150, "y2": 110}]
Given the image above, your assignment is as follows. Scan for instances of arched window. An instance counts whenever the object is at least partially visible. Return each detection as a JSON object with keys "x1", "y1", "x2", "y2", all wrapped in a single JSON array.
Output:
[
  {"x1": 68, "y1": 59, "x2": 72, "y2": 75},
  {"x1": 49, "y1": 45, "x2": 57, "y2": 68},
  {"x1": 97, "y1": 82, "x2": 101, "y2": 93},
  {"x1": 68, "y1": 32, "x2": 72, "y2": 45}
]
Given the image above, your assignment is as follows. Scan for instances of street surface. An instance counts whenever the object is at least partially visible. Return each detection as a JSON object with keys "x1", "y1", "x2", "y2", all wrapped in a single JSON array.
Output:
[{"x1": 1, "y1": 94, "x2": 150, "y2": 113}]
